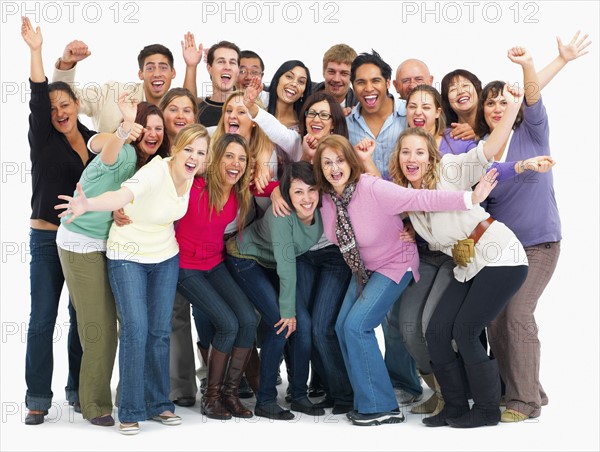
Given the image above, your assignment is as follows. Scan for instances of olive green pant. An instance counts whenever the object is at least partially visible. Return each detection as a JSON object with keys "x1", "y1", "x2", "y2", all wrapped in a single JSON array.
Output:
[{"x1": 58, "y1": 247, "x2": 118, "y2": 420}]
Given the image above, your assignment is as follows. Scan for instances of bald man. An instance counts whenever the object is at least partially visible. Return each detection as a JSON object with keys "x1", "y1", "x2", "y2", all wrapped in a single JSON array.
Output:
[{"x1": 393, "y1": 58, "x2": 433, "y2": 100}]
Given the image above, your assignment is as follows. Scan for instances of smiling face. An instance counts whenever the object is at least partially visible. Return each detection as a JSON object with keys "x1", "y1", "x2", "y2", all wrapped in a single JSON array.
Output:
[
  {"x1": 276, "y1": 66, "x2": 308, "y2": 104},
  {"x1": 323, "y1": 61, "x2": 352, "y2": 103},
  {"x1": 289, "y1": 178, "x2": 319, "y2": 224},
  {"x1": 223, "y1": 96, "x2": 254, "y2": 140},
  {"x1": 163, "y1": 96, "x2": 196, "y2": 140},
  {"x1": 49, "y1": 90, "x2": 80, "y2": 135},
  {"x1": 447, "y1": 76, "x2": 478, "y2": 117},
  {"x1": 483, "y1": 91, "x2": 508, "y2": 132},
  {"x1": 138, "y1": 114, "x2": 165, "y2": 156},
  {"x1": 172, "y1": 136, "x2": 209, "y2": 180},
  {"x1": 353, "y1": 63, "x2": 390, "y2": 115},
  {"x1": 138, "y1": 53, "x2": 176, "y2": 104},
  {"x1": 393, "y1": 60, "x2": 433, "y2": 100},
  {"x1": 238, "y1": 57, "x2": 263, "y2": 89},
  {"x1": 219, "y1": 142, "x2": 247, "y2": 188},
  {"x1": 320, "y1": 146, "x2": 350, "y2": 194},
  {"x1": 305, "y1": 100, "x2": 334, "y2": 140},
  {"x1": 407, "y1": 91, "x2": 440, "y2": 135},
  {"x1": 207, "y1": 47, "x2": 239, "y2": 95},
  {"x1": 398, "y1": 134, "x2": 430, "y2": 189}
]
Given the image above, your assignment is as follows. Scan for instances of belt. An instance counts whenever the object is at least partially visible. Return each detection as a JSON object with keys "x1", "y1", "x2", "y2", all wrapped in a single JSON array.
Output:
[{"x1": 468, "y1": 217, "x2": 495, "y2": 244}]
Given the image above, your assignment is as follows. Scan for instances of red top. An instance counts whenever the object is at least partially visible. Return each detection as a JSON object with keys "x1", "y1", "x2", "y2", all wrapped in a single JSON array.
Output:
[{"x1": 176, "y1": 177, "x2": 238, "y2": 270}]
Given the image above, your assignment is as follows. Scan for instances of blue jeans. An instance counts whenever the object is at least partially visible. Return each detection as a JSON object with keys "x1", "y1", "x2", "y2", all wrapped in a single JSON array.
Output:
[
  {"x1": 296, "y1": 245, "x2": 353, "y2": 404},
  {"x1": 226, "y1": 255, "x2": 311, "y2": 405},
  {"x1": 177, "y1": 262, "x2": 257, "y2": 352},
  {"x1": 108, "y1": 255, "x2": 179, "y2": 422},
  {"x1": 25, "y1": 228, "x2": 82, "y2": 411},
  {"x1": 336, "y1": 271, "x2": 413, "y2": 414}
]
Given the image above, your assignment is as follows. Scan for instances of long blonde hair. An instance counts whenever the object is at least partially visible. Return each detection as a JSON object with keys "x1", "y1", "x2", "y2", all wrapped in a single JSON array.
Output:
[
  {"x1": 204, "y1": 133, "x2": 251, "y2": 231},
  {"x1": 211, "y1": 91, "x2": 274, "y2": 168},
  {"x1": 171, "y1": 123, "x2": 209, "y2": 156},
  {"x1": 389, "y1": 128, "x2": 441, "y2": 190}
]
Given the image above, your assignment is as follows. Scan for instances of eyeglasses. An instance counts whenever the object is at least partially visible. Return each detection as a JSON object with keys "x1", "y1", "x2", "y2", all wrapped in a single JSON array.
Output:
[
  {"x1": 305, "y1": 110, "x2": 332, "y2": 120},
  {"x1": 322, "y1": 158, "x2": 344, "y2": 169},
  {"x1": 239, "y1": 68, "x2": 263, "y2": 77}
]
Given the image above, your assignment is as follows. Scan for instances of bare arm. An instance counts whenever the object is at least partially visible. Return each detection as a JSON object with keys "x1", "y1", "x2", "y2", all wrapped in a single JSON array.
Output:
[
  {"x1": 537, "y1": 31, "x2": 591, "y2": 91},
  {"x1": 100, "y1": 93, "x2": 139, "y2": 165},
  {"x1": 508, "y1": 46, "x2": 540, "y2": 105},
  {"x1": 181, "y1": 32, "x2": 203, "y2": 99},
  {"x1": 21, "y1": 17, "x2": 44, "y2": 82},
  {"x1": 481, "y1": 84, "x2": 523, "y2": 160},
  {"x1": 56, "y1": 182, "x2": 134, "y2": 223}
]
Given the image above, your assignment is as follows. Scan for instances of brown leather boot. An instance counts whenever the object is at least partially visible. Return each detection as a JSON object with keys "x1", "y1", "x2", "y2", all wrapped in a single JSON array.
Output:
[
  {"x1": 243, "y1": 344, "x2": 260, "y2": 395},
  {"x1": 200, "y1": 346, "x2": 232, "y2": 420},
  {"x1": 222, "y1": 347, "x2": 254, "y2": 418}
]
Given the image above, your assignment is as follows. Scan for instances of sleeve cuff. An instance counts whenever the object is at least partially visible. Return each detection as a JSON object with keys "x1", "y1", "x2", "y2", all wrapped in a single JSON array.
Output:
[{"x1": 463, "y1": 192, "x2": 474, "y2": 209}]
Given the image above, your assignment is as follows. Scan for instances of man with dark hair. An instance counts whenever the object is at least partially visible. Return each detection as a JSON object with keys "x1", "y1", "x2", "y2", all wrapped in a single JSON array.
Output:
[
  {"x1": 237, "y1": 50, "x2": 269, "y2": 106},
  {"x1": 53, "y1": 41, "x2": 176, "y2": 132},
  {"x1": 346, "y1": 50, "x2": 407, "y2": 180},
  {"x1": 313, "y1": 43, "x2": 358, "y2": 115},
  {"x1": 183, "y1": 40, "x2": 240, "y2": 126}
]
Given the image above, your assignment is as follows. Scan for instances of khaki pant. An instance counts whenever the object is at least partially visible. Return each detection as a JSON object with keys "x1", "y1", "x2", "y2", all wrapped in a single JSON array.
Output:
[
  {"x1": 58, "y1": 247, "x2": 118, "y2": 420},
  {"x1": 488, "y1": 242, "x2": 560, "y2": 417}
]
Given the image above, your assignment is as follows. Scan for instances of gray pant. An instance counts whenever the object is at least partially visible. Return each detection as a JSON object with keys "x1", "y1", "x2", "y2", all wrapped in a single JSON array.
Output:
[
  {"x1": 488, "y1": 242, "x2": 560, "y2": 418},
  {"x1": 169, "y1": 292, "x2": 197, "y2": 400},
  {"x1": 396, "y1": 248, "x2": 454, "y2": 375}
]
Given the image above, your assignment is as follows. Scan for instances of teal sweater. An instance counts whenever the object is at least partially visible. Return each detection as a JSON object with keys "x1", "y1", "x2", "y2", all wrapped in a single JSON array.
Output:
[{"x1": 236, "y1": 208, "x2": 323, "y2": 318}]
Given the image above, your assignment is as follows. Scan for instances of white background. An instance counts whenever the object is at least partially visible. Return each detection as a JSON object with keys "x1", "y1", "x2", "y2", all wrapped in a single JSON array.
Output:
[{"x1": 1, "y1": 1, "x2": 598, "y2": 451}]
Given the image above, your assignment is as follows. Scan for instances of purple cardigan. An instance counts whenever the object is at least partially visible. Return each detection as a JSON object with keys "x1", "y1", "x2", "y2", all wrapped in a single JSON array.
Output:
[{"x1": 320, "y1": 174, "x2": 469, "y2": 284}]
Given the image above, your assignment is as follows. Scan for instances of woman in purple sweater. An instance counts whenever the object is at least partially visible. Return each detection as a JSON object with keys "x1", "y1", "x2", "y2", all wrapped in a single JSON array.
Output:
[{"x1": 313, "y1": 134, "x2": 495, "y2": 426}]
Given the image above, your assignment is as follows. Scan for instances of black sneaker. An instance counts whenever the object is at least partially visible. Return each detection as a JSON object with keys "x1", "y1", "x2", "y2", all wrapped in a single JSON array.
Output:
[
  {"x1": 290, "y1": 397, "x2": 325, "y2": 416},
  {"x1": 346, "y1": 409, "x2": 358, "y2": 420},
  {"x1": 351, "y1": 409, "x2": 405, "y2": 426},
  {"x1": 255, "y1": 402, "x2": 295, "y2": 420}
]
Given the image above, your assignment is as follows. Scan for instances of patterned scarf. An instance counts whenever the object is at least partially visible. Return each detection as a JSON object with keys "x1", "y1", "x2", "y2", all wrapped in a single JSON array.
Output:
[{"x1": 330, "y1": 183, "x2": 371, "y2": 286}]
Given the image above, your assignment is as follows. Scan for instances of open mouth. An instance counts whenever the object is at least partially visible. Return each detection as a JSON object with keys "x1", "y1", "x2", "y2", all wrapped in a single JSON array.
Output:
[
  {"x1": 310, "y1": 124, "x2": 324, "y2": 134},
  {"x1": 412, "y1": 118, "x2": 426, "y2": 127},
  {"x1": 228, "y1": 121, "x2": 240, "y2": 133},
  {"x1": 330, "y1": 170, "x2": 343, "y2": 182},
  {"x1": 56, "y1": 117, "x2": 69, "y2": 126},
  {"x1": 364, "y1": 95, "x2": 377, "y2": 107},
  {"x1": 174, "y1": 121, "x2": 187, "y2": 128},
  {"x1": 144, "y1": 139, "x2": 158, "y2": 149},
  {"x1": 284, "y1": 88, "x2": 297, "y2": 99},
  {"x1": 221, "y1": 74, "x2": 232, "y2": 83},
  {"x1": 457, "y1": 95, "x2": 470, "y2": 105},
  {"x1": 404, "y1": 164, "x2": 419, "y2": 176},
  {"x1": 225, "y1": 169, "x2": 240, "y2": 181},
  {"x1": 185, "y1": 162, "x2": 197, "y2": 174},
  {"x1": 151, "y1": 80, "x2": 165, "y2": 91},
  {"x1": 299, "y1": 202, "x2": 314, "y2": 211}
]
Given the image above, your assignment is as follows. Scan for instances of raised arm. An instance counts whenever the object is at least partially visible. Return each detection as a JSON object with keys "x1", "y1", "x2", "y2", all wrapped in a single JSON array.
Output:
[
  {"x1": 181, "y1": 32, "x2": 203, "y2": 99},
  {"x1": 21, "y1": 17, "x2": 44, "y2": 82},
  {"x1": 56, "y1": 182, "x2": 134, "y2": 223},
  {"x1": 56, "y1": 39, "x2": 91, "y2": 71},
  {"x1": 537, "y1": 31, "x2": 591, "y2": 91},
  {"x1": 481, "y1": 84, "x2": 523, "y2": 160},
  {"x1": 508, "y1": 46, "x2": 540, "y2": 105},
  {"x1": 100, "y1": 93, "x2": 138, "y2": 165}
]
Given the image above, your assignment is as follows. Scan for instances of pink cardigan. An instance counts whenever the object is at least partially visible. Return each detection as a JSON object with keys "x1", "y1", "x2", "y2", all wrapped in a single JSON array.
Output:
[{"x1": 320, "y1": 174, "x2": 470, "y2": 283}]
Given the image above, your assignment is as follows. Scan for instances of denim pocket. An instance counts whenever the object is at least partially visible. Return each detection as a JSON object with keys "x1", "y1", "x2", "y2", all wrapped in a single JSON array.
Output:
[{"x1": 228, "y1": 256, "x2": 258, "y2": 273}]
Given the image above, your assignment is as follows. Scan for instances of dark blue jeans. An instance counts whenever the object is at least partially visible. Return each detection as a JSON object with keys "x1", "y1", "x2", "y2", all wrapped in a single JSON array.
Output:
[
  {"x1": 25, "y1": 228, "x2": 82, "y2": 411},
  {"x1": 177, "y1": 262, "x2": 257, "y2": 352},
  {"x1": 108, "y1": 255, "x2": 179, "y2": 422},
  {"x1": 226, "y1": 255, "x2": 311, "y2": 406},
  {"x1": 296, "y1": 245, "x2": 353, "y2": 404}
]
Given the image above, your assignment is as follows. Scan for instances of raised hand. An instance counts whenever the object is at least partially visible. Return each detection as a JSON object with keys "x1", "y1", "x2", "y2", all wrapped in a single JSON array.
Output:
[
  {"x1": 354, "y1": 137, "x2": 376, "y2": 161},
  {"x1": 117, "y1": 92, "x2": 139, "y2": 125},
  {"x1": 181, "y1": 32, "x2": 203, "y2": 67},
  {"x1": 471, "y1": 168, "x2": 498, "y2": 204},
  {"x1": 21, "y1": 16, "x2": 42, "y2": 50},
  {"x1": 242, "y1": 76, "x2": 262, "y2": 109},
  {"x1": 61, "y1": 39, "x2": 91, "y2": 66},
  {"x1": 503, "y1": 83, "x2": 524, "y2": 107},
  {"x1": 557, "y1": 30, "x2": 591, "y2": 63},
  {"x1": 55, "y1": 182, "x2": 88, "y2": 223},
  {"x1": 127, "y1": 123, "x2": 145, "y2": 143},
  {"x1": 521, "y1": 156, "x2": 556, "y2": 173},
  {"x1": 301, "y1": 134, "x2": 318, "y2": 162},
  {"x1": 507, "y1": 46, "x2": 533, "y2": 67}
]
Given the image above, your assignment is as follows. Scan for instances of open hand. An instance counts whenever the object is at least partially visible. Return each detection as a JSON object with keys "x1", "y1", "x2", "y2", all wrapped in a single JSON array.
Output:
[{"x1": 21, "y1": 16, "x2": 42, "y2": 50}]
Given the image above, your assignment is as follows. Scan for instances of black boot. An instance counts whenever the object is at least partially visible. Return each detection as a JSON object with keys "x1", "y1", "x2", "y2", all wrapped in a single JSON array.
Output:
[
  {"x1": 447, "y1": 358, "x2": 501, "y2": 428},
  {"x1": 423, "y1": 359, "x2": 470, "y2": 427},
  {"x1": 200, "y1": 346, "x2": 232, "y2": 420}
]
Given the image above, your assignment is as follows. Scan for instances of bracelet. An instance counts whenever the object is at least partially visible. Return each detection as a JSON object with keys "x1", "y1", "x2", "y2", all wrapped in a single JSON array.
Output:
[{"x1": 116, "y1": 124, "x2": 131, "y2": 140}]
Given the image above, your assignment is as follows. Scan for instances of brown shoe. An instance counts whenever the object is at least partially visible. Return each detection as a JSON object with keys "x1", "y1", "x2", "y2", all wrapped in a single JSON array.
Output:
[
  {"x1": 200, "y1": 346, "x2": 232, "y2": 420},
  {"x1": 221, "y1": 347, "x2": 254, "y2": 418}
]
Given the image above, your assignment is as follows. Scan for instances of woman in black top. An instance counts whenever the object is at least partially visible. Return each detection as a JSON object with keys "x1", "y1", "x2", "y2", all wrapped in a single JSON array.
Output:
[{"x1": 21, "y1": 17, "x2": 95, "y2": 426}]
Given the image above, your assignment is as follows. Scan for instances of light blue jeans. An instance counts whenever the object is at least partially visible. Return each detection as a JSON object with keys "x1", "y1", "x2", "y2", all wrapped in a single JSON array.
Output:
[
  {"x1": 336, "y1": 271, "x2": 413, "y2": 414},
  {"x1": 108, "y1": 255, "x2": 179, "y2": 422}
]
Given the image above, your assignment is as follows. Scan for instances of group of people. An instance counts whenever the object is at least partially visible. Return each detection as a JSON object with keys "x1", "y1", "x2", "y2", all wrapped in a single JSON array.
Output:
[{"x1": 21, "y1": 14, "x2": 590, "y2": 434}]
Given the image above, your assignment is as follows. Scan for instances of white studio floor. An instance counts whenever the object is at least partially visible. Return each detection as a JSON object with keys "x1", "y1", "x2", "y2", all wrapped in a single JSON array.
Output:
[{"x1": 2, "y1": 324, "x2": 599, "y2": 452}]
